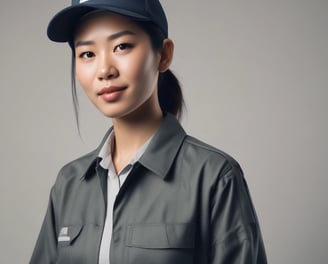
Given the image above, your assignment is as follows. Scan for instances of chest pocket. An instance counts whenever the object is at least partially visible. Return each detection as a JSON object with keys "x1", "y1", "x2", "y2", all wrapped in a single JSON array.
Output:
[
  {"x1": 56, "y1": 223, "x2": 102, "y2": 263},
  {"x1": 126, "y1": 223, "x2": 195, "y2": 264},
  {"x1": 57, "y1": 225, "x2": 83, "y2": 247},
  {"x1": 56, "y1": 224, "x2": 83, "y2": 264}
]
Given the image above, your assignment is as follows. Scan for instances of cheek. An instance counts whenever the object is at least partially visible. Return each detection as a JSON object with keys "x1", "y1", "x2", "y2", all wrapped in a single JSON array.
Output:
[
  {"x1": 75, "y1": 62, "x2": 85, "y2": 84},
  {"x1": 124, "y1": 50, "x2": 159, "y2": 86},
  {"x1": 75, "y1": 62, "x2": 95, "y2": 91}
]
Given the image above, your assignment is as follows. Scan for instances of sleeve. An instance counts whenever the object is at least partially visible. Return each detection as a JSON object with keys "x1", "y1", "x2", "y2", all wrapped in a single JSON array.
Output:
[
  {"x1": 209, "y1": 165, "x2": 267, "y2": 264},
  {"x1": 30, "y1": 186, "x2": 58, "y2": 264}
]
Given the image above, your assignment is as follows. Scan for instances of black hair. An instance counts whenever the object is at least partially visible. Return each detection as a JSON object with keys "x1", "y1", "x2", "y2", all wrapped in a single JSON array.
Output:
[
  {"x1": 135, "y1": 21, "x2": 184, "y2": 120},
  {"x1": 69, "y1": 18, "x2": 184, "y2": 129}
]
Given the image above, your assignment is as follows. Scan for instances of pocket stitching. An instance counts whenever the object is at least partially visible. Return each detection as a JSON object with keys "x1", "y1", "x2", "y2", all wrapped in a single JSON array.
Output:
[{"x1": 126, "y1": 223, "x2": 195, "y2": 249}]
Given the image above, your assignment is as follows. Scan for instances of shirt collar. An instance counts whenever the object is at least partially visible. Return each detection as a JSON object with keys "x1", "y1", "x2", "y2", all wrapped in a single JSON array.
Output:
[
  {"x1": 138, "y1": 113, "x2": 186, "y2": 180},
  {"x1": 80, "y1": 113, "x2": 186, "y2": 181},
  {"x1": 98, "y1": 129, "x2": 153, "y2": 171},
  {"x1": 79, "y1": 128, "x2": 113, "y2": 180},
  {"x1": 98, "y1": 131, "x2": 114, "y2": 170}
]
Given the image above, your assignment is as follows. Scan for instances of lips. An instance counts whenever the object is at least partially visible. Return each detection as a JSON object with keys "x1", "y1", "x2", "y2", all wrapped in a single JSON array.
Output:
[
  {"x1": 97, "y1": 86, "x2": 127, "y2": 102},
  {"x1": 97, "y1": 86, "x2": 127, "y2": 96}
]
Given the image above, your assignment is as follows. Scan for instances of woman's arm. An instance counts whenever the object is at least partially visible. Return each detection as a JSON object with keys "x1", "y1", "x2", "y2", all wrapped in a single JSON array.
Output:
[
  {"x1": 30, "y1": 187, "x2": 58, "y2": 264},
  {"x1": 209, "y1": 166, "x2": 267, "y2": 263}
]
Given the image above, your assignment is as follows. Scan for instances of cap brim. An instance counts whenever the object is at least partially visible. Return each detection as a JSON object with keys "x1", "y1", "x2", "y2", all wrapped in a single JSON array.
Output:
[{"x1": 47, "y1": 4, "x2": 150, "y2": 42}]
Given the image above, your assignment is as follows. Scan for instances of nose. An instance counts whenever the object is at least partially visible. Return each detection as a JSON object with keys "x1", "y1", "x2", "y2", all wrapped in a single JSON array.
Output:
[{"x1": 97, "y1": 56, "x2": 118, "y2": 81}]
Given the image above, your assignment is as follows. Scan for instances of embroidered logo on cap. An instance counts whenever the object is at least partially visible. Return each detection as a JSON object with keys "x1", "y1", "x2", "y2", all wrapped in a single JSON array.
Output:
[{"x1": 80, "y1": 0, "x2": 89, "y2": 3}]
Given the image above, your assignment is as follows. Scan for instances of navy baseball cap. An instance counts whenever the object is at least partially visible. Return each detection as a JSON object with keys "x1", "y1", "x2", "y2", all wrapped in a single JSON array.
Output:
[{"x1": 47, "y1": 0, "x2": 168, "y2": 42}]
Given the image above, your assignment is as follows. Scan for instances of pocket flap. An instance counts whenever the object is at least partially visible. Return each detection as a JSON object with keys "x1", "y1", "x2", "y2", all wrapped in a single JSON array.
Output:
[
  {"x1": 126, "y1": 223, "x2": 195, "y2": 249},
  {"x1": 58, "y1": 224, "x2": 83, "y2": 246}
]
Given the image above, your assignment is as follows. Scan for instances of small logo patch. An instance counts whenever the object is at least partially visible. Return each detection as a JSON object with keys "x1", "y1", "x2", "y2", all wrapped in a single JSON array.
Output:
[{"x1": 58, "y1": 227, "x2": 71, "y2": 242}]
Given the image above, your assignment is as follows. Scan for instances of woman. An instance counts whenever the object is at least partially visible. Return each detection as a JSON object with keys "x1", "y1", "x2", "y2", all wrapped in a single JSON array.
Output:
[{"x1": 31, "y1": 0, "x2": 267, "y2": 263}]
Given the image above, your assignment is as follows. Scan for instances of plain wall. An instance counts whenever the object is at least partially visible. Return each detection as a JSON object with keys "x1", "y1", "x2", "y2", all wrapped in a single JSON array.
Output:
[{"x1": 0, "y1": 0, "x2": 327, "y2": 263}]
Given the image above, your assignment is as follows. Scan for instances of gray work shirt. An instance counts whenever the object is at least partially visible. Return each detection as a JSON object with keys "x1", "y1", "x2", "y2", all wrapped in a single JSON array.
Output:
[
  {"x1": 98, "y1": 131, "x2": 153, "y2": 264},
  {"x1": 30, "y1": 113, "x2": 267, "y2": 264}
]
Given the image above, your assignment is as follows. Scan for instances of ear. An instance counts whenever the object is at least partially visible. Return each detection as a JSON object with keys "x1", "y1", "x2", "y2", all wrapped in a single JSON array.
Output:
[{"x1": 158, "y1": 39, "x2": 174, "y2": 72}]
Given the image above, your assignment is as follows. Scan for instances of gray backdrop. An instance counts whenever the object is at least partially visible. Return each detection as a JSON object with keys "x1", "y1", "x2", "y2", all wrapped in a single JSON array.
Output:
[{"x1": 1, "y1": 0, "x2": 327, "y2": 263}]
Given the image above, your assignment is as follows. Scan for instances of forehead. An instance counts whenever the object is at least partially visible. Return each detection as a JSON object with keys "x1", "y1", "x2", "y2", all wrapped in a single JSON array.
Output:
[{"x1": 74, "y1": 11, "x2": 143, "y2": 40}]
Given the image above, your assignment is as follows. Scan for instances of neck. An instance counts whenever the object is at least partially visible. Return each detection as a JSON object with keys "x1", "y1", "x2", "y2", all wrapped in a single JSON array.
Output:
[
  {"x1": 113, "y1": 111, "x2": 163, "y2": 150},
  {"x1": 111, "y1": 99, "x2": 163, "y2": 173}
]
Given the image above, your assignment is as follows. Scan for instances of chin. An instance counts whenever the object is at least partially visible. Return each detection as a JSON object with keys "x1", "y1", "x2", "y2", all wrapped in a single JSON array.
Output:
[
  {"x1": 100, "y1": 111, "x2": 121, "y2": 119},
  {"x1": 98, "y1": 107, "x2": 131, "y2": 119},
  {"x1": 95, "y1": 103, "x2": 126, "y2": 118}
]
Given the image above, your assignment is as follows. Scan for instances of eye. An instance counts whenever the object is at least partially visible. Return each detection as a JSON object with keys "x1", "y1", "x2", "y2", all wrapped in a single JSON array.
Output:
[
  {"x1": 114, "y1": 43, "x2": 133, "y2": 52},
  {"x1": 79, "y1": 51, "x2": 95, "y2": 59}
]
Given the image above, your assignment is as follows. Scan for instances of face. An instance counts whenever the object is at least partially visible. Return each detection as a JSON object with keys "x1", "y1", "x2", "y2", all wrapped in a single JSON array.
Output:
[{"x1": 74, "y1": 12, "x2": 162, "y2": 119}]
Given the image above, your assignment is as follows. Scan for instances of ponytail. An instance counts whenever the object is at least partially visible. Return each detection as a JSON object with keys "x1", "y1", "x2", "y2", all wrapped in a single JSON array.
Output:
[
  {"x1": 158, "y1": 69, "x2": 184, "y2": 120},
  {"x1": 133, "y1": 20, "x2": 185, "y2": 120}
]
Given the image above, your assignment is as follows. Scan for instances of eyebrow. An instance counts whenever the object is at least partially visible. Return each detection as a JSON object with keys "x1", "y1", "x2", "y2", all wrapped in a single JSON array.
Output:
[{"x1": 75, "y1": 30, "x2": 136, "y2": 48}]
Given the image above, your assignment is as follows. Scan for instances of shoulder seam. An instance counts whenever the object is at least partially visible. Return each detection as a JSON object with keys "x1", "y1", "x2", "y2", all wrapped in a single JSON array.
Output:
[{"x1": 184, "y1": 135, "x2": 235, "y2": 161}]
